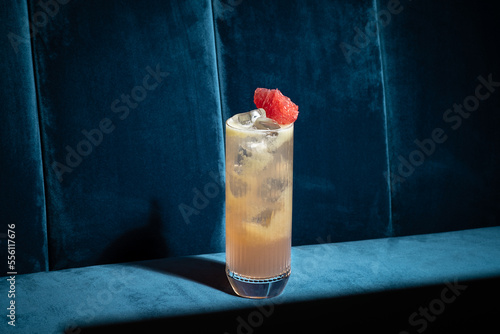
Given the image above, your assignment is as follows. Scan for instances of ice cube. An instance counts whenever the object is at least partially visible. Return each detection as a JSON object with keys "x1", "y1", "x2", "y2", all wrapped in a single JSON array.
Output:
[
  {"x1": 233, "y1": 136, "x2": 274, "y2": 175},
  {"x1": 251, "y1": 108, "x2": 266, "y2": 121},
  {"x1": 234, "y1": 108, "x2": 266, "y2": 128},
  {"x1": 234, "y1": 144, "x2": 252, "y2": 174},
  {"x1": 253, "y1": 117, "x2": 281, "y2": 130},
  {"x1": 251, "y1": 208, "x2": 273, "y2": 227},
  {"x1": 228, "y1": 174, "x2": 248, "y2": 197},
  {"x1": 260, "y1": 177, "x2": 288, "y2": 202},
  {"x1": 237, "y1": 113, "x2": 252, "y2": 127}
]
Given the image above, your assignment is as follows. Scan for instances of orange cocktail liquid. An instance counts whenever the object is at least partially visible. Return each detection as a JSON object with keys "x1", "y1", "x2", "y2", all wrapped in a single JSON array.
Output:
[{"x1": 225, "y1": 119, "x2": 293, "y2": 298}]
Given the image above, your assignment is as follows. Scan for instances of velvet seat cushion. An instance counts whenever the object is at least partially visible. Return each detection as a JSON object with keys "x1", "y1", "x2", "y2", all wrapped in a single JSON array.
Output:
[{"x1": 1, "y1": 227, "x2": 499, "y2": 333}]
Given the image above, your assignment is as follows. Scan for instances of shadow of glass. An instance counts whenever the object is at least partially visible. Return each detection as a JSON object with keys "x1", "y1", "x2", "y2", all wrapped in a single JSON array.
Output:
[
  {"x1": 95, "y1": 198, "x2": 233, "y2": 296},
  {"x1": 130, "y1": 255, "x2": 235, "y2": 296}
]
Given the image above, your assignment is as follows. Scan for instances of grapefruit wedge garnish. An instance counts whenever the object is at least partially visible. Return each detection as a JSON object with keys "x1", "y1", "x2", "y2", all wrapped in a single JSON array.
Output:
[{"x1": 254, "y1": 88, "x2": 299, "y2": 125}]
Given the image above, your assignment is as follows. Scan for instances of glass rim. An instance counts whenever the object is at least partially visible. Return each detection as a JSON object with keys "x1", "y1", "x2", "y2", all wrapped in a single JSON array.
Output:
[{"x1": 225, "y1": 119, "x2": 294, "y2": 132}]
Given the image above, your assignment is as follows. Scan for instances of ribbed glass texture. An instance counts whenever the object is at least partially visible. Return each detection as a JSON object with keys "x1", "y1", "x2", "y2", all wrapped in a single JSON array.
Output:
[{"x1": 225, "y1": 122, "x2": 293, "y2": 283}]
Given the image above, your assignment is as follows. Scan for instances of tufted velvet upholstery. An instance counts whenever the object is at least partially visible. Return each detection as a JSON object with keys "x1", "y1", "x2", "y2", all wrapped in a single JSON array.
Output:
[
  {"x1": 379, "y1": 0, "x2": 500, "y2": 236},
  {"x1": 1, "y1": 0, "x2": 499, "y2": 272},
  {"x1": 0, "y1": 0, "x2": 48, "y2": 274},
  {"x1": 30, "y1": 0, "x2": 225, "y2": 271},
  {"x1": 214, "y1": 0, "x2": 392, "y2": 246}
]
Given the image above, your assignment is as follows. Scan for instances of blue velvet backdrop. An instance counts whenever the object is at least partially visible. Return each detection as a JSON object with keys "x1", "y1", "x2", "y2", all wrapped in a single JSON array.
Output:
[
  {"x1": 31, "y1": 0, "x2": 225, "y2": 270},
  {"x1": 213, "y1": 0, "x2": 392, "y2": 246},
  {"x1": 0, "y1": 0, "x2": 498, "y2": 275},
  {"x1": 0, "y1": 0, "x2": 48, "y2": 274},
  {"x1": 379, "y1": 0, "x2": 500, "y2": 235}
]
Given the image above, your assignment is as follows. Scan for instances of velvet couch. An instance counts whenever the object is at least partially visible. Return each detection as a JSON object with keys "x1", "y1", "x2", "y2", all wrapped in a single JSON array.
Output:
[{"x1": 1, "y1": 0, "x2": 499, "y2": 332}]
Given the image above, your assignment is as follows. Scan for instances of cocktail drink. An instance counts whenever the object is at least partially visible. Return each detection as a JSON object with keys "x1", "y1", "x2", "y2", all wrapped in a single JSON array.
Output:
[{"x1": 225, "y1": 108, "x2": 294, "y2": 298}]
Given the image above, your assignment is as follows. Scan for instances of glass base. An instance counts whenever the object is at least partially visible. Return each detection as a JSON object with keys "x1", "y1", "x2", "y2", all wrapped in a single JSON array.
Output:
[{"x1": 226, "y1": 268, "x2": 290, "y2": 299}]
